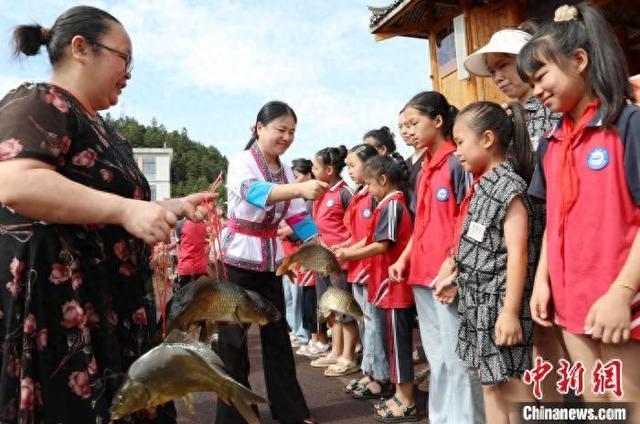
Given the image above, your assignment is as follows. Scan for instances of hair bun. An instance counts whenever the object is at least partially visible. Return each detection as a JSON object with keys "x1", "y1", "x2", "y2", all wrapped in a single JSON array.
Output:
[
  {"x1": 554, "y1": 5, "x2": 579, "y2": 22},
  {"x1": 40, "y1": 26, "x2": 51, "y2": 45},
  {"x1": 336, "y1": 144, "x2": 348, "y2": 160}
]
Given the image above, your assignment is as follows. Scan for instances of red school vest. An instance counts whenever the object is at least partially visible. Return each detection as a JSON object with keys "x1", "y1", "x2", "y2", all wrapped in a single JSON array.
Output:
[
  {"x1": 343, "y1": 186, "x2": 376, "y2": 284},
  {"x1": 538, "y1": 109, "x2": 640, "y2": 338},
  {"x1": 313, "y1": 180, "x2": 352, "y2": 247},
  {"x1": 409, "y1": 141, "x2": 461, "y2": 287},
  {"x1": 367, "y1": 192, "x2": 414, "y2": 309}
]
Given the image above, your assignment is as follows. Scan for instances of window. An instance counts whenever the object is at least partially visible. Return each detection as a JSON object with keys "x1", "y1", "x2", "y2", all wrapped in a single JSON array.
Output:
[
  {"x1": 142, "y1": 157, "x2": 156, "y2": 179},
  {"x1": 149, "y1": 184, "x2": 157, "y2": 201}
]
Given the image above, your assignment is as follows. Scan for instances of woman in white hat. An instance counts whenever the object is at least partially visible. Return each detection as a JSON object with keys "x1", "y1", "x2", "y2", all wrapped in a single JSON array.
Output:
[
  {"x1": 464, "y1": 25, "x2": 560, "y2": 150},
  {"x1": 464, "y1": 25, "x2": 566, "y2": 404}
]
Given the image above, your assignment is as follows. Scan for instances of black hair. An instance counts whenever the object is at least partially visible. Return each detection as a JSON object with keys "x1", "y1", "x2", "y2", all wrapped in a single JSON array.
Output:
[
  {"x1": 404, "y1": 91, "x2": 459, "y2": 139},
  {"x1": 315, "y1": 145, "x2": 348, "y2": 175},
  {"x1": 517, "y1": 20, "x2": 540, "y2": 36},
  {"x1": 348, "y1": 143, "x2": 378, "y2": 163},
  {"x1": 12, "y1": 6, "x2": 120, "y2": 66},
  {"x1": 517, "y1": 2, "x2": 631, "y2": 127},
  {"x1": 364, "y1": 153, "x2": 411, "y2": 199},
  {"x1": 291, "y1": 158, "x2": 312, "y2": 176},
  {"x1": 363, "y1": 126, "x2": 396, "y2": 155},
  {"x1": 458, "y1": 101, "x2": 535, "y2": 183},
  {"x1": 245, "y1": 101, "x2": 297, "y2": 150}
]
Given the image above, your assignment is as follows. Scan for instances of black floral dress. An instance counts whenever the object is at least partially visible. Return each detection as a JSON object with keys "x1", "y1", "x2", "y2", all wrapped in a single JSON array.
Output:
[
  {"x1": 0, "y1": 83, "x2": 175, "y2": 423},
  {"x1": 455, "y1": 162, "x2": 540, "y2": 385}
]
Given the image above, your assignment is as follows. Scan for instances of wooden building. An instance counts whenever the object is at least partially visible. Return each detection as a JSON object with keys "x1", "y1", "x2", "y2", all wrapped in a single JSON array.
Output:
[{"x1": 369, "y1": 0, "x2": 640, "y2": 108}]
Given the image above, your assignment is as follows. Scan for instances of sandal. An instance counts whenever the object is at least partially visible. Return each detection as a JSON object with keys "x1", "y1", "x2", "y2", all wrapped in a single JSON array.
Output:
[
  {"x1": 343, "y1": 378, "x2": 362, "y2": 394},
  {"x1": 310, "y1": 352, "x2": 339, "y2": 368},
  {"x1": 324, "y1": 358, "x2": 359, "y2": 377},
  {"x1": 351, "y1": 380, "x2": 391, "y2": 400},
  {"x1": 374, "y1": 396, "x2": 420, "y2": 423},
  {"x1": 343, "y1": 375, "x2": 371, "y2": 393}
]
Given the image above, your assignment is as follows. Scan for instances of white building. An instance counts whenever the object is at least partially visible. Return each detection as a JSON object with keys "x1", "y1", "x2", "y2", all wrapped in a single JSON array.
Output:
[{"x1": 132, "y1": 148, "x2": 173, "y2": 201}]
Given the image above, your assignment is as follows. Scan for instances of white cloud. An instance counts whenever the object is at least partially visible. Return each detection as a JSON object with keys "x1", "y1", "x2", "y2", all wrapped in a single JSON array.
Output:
[{"x1": 104, "y1": 0, "x2": 425, "y2": 158}]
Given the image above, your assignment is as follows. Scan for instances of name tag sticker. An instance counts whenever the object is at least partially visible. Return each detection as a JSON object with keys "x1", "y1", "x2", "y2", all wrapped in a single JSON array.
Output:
[{"x1": 467, "y1": 221, "x2": 486, "y2": 242}]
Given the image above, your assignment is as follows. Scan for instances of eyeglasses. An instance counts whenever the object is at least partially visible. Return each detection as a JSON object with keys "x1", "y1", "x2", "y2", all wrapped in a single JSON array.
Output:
[{"x1": 92, "y1": 41, "x2": 133, "y2": 74}]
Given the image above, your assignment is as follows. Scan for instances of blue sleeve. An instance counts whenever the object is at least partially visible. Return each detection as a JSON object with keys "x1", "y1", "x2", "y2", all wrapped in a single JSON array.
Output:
[
  {"x1": 340, "y1": 187, "x2": 353, "y2": 209},
  {"x1": 618, "y1": 104, "x2": 640, "y2": 205},
  {"x1": 374, "y1": 201, "x2": 402, "y2": 243},
  {"x1": 528, "y1": 138, "x2": 550, "y2": 200},
  {"x1": 449, "y1": 156, "x2": 471, "y2": 205},
  {"x1": 290, "y1": 216, "x2": 319, "y2": 242},
  {"x1": 241, "y1": 179, "x2": 274, "y2": 209}
]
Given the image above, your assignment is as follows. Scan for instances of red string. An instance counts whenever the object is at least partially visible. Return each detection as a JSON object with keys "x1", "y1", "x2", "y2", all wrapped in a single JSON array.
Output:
[
  {"x1": 205, "y1": 172, "x2": 228, "y2": 281},
  {"x1": 153, "y1": 243, "x2": 171, "y2": 339}
]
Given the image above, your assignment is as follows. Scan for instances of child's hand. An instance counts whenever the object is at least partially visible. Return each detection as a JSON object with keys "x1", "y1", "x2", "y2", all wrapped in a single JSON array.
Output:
[
  {"x1": 436, "y1": 256, "x2": 456, "y2": 282},
  {"x1": 334, "y1": 248, "x2": 350, "y2": 264},
  {"x1": 495, "y1": 310, "x2": 523, "y2": 346},
  {"x1": 530, "y1": 274, "x2": 553, "y2": 327},
  {"x1": 388, "y1": 258, "x2": 407, "y2": 282},
  {"x1": 433, "y1": 270, "x2": 458, "y2": 304},
  {"x1": 584, "y1": 285, "x2": 634, "y2": 344}
]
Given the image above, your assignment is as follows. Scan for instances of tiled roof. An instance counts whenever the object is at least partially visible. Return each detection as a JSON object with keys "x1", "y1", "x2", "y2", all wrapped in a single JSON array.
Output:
[{"x1": 368, "y1": 0, "x2": 405, "y2": 27}]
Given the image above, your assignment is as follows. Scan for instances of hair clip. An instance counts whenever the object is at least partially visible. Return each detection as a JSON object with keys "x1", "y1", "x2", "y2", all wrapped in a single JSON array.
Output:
[
  {"x1": 554, "y1": 5, "x2": 578, "y2": 22},
  {"x1": 501, "y1": 103, "x2": 514, "y2": 117},
  {"x1": 249, "y1": 123, "x2": 256, "y2": 133},
  {"x1": 352, "y1": 145, "x2": 367, "y2": 154}
]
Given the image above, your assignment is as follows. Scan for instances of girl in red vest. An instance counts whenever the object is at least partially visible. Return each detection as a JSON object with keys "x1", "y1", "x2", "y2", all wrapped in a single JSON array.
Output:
[
  {"x1": 337, "y1": 155, "x2": 416, "y2": 422},
  {"x1": 519, "y1": 3, "x2": 640, "y2": 414},
  {"x1": 340, "y1": 144, "x2": 393, "y2": 397},
  {"x1": 309, "y1": 146, "x2": 358, "y2": 375},
  {"x1": 389, "y1": 92, "x2": 485, "y2": 423}
]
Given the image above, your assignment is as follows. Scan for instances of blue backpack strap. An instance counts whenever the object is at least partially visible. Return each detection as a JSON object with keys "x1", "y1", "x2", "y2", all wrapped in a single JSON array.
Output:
[{"x1": 617, "y1": 103, "x2": 640, "y2": 204}]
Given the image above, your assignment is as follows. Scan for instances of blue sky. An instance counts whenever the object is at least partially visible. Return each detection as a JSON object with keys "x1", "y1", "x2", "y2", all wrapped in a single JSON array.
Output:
[{"x1": 0, "y1": 0, "x2": 432, "y2": 162}]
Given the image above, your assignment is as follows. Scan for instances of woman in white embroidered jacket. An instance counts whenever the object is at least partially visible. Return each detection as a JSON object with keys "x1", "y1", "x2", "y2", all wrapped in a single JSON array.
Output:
[{"x1": 216, "y1": 101, "x2": 326, "y2": 424}]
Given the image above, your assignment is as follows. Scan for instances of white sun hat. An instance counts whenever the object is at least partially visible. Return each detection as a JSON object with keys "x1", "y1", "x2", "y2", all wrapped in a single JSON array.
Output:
[{"x1": 464, "y1": 29, "x2": 532, "y2": 77}]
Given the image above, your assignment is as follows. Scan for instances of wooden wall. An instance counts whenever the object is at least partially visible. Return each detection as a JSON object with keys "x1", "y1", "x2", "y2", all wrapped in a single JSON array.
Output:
[{"x1": 428, "y1": 0, "x2": 526, "y2": 109}]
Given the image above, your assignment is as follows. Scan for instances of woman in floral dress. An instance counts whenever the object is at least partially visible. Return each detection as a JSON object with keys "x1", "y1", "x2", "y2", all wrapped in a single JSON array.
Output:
[{"x1": 0, "y1": 6, "x2": 211, "y2": 423}]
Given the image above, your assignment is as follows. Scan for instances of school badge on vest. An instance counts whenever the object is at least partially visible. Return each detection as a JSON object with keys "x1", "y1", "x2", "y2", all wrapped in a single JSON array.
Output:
[
  {"x1": 363, "y1": 208, "x2": 372, "y2": 218},
  {"x1": 587, "y1": 147, "x2": 609, "y2": 170},
  {"x1": 436, "y1": 187, "x2": 450, "y2": 201},
  {"x1": 326, "y1": 199, "x2": 335, "y2": 207}
]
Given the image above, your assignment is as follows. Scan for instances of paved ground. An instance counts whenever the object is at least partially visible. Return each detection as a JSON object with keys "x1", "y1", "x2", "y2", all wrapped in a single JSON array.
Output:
[{"x1": 175, "y1": 326, "x2": 429, "y2": 423}]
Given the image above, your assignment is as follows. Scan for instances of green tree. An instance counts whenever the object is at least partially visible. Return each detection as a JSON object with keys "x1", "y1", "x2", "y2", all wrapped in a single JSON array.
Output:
[{"x1": 105, "y1": 115, "x2": 228, "y2": 201}]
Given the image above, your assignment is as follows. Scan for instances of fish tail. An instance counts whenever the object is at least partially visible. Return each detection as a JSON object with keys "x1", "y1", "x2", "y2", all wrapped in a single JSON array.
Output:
[
  {"x1": 231, "y1": 386, "x2": 267, "y2": 424},
  {"x1": 275, "y1": 258, "x2": 290, "y2": 277}
]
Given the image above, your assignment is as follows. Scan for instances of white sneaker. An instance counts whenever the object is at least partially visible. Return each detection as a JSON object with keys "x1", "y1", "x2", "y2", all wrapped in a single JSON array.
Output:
[
  {"x1": 296, "y1": 341, "x2": 315, "y2": 356},
  {"x1": 303, "y1": 341, "x2": 331, "y2": 358}
]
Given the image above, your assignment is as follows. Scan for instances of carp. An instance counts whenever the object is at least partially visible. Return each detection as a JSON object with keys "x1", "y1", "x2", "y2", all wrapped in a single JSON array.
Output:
[
  {"x1": 110, "y1": 330, "x2": 266, "y2": 423},
  {"x1": 167, "y1": 277, "x2": 278, "y2": 336},
  {"x1": 276, "y1": 243, "x2": 342, "y2": 281},
  {"x1": 318, "y1": 286, "x2": 368, "y2": 322}
]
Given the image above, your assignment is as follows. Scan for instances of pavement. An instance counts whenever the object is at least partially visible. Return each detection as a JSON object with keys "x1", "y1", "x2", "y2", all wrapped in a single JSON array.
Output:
[{"x1": 175, "y1": 326, "x2": 429, "y2": 423}]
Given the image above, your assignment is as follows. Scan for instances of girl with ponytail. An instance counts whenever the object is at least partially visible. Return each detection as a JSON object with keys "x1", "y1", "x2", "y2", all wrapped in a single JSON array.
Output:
[
  {"x1": 335, "y1": 155, "x2": 416, "y2": 421},
  {"x1": 519, "y1": 3, "x2": 640, "y2": 414},
  {"x1": 388, "y1": 91, "x2": 484, "y2": 423},
  {"x1": 363, "y1": 126, "x2": 397, "y2": 156},
  {"x1": 438, "y1": 101, "x2": 540, "y2": 422}
]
